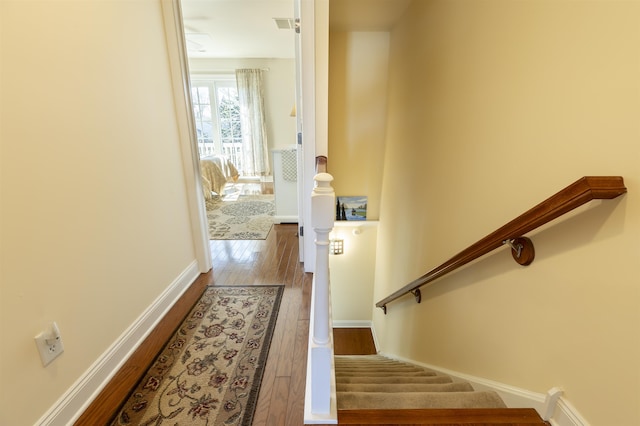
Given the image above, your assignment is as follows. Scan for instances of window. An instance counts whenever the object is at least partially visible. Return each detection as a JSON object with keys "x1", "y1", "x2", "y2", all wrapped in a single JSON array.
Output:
[{"x1": 191, "y1": 78, "x2": 244, "y2": 173}]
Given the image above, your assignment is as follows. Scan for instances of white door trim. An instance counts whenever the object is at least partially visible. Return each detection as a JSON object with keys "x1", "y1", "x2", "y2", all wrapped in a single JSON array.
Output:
[
  {"x1": 161, "y1": 0, "x2": 212, "y2": 273},
  {"x1": 299, "y1": 0, "x2": 329, "y2": 273}
]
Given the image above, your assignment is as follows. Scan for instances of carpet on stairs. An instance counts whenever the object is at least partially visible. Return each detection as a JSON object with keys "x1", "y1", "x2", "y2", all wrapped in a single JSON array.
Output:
[{"x1": 335, "y1": 354, "x2": 506, "y2": 411}]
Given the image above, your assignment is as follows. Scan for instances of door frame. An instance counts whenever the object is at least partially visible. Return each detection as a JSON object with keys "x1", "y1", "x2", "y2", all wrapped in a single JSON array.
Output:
[
  {"x1": 161, "y1": 0, "x2": 212, "y2": 273},
  {"x1": 298, "y1": 0, "x2": 329, "y2": 273}
]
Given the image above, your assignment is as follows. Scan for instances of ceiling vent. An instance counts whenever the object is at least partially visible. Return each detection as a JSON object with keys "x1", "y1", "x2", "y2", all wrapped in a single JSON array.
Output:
[{"x1": 273, "y1": 18, "x2": 295, "y2": 30}]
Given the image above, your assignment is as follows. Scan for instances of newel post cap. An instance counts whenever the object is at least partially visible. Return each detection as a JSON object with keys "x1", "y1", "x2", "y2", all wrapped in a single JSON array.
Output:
[
  {"x1": 312, "y1": 173, "x2": 335, "y2": 229},
  {"x1": 314, "y1": 173, "x2": 334, "y2": 191}
]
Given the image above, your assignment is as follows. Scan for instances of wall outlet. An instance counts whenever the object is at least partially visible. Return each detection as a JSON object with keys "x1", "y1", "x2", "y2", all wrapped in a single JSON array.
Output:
[{"x1": 34, "y1": 322, "x2": 64, "y2": 367}]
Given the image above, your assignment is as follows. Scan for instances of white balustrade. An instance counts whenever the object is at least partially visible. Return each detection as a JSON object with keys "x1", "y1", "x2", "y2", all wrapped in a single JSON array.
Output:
[{"x1": 198, "y1": 142, "x2": 215, "y2": 157}]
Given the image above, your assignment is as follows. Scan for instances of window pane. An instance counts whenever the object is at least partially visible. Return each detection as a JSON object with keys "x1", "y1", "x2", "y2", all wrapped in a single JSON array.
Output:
[
  {"x1": 197, "y1": 87, "x2": 210, "y2": 104},
  {"x1": 202, "y1": 105, "x2": 212, "y2": 121},
  {"x1": 232, "y1": 122, "x2": 241, "y2": 137},
  {"x1": 220, "y1": 121, "x2": 230, "y2": 136}
]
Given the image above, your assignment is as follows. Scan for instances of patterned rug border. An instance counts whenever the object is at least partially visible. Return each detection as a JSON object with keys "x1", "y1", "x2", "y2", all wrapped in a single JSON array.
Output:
[{"x1": 111, "y1": 284, "x2": 284, "y2": 426}]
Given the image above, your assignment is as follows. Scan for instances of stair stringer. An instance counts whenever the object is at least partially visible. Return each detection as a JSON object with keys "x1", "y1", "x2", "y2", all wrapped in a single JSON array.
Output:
[{"x1": 377, "y1": 352, "x2": 588, "y2": 426}]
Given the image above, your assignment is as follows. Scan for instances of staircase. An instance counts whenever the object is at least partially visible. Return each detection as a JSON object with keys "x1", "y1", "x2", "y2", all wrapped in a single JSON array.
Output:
[{"x1": 334, "y1": 354, "x2": 549, "y2": 425}]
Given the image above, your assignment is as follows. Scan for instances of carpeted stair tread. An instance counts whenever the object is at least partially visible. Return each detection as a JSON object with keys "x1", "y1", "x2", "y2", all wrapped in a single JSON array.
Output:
[
  {"x1": 335, "y1": 355, "x2": 396, "y2": 361},
  {"x1": 336, "y1": 367, "x2": 430, "y2": 373},
  {"x1": 335, "y1": 361, "x2": 420, "y2": 366},
  {"x1": 337, "y1": 375, "x2": 453, "y2": 384},
  {"x1": 337, "y1": 390, "x2": 507, "y2": 410},
  {"x1": 335, "y1": 363, "x2": 425, "y2": 368},
  {"x1": 337, "y1": 382, "x2": 474, "y2": 393},
  {"x1": 337, "y1": 370, "x2": 438, "y2": 377},
  {"x1": 335, "y1": 363, "x2": 419, "y2": 369},
  {"x1": 335, "y1": 360, "x2": 409, "y2": 365}
]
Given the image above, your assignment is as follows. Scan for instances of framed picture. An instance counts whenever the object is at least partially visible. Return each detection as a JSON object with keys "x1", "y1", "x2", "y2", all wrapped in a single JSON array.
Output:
[{"x1": 336, "y1": 196, "x2": 367, "y2": 221}]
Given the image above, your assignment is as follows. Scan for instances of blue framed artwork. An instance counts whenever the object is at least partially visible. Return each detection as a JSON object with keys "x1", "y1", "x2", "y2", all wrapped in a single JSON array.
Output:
[{"x1": 336, "y1": 196, "x2": 367, "y2": 221}]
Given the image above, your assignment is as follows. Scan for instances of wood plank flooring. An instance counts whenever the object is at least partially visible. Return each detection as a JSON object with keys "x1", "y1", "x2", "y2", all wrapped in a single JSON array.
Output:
[
  {"x1": 74, "y1": 221, "x2": 548, "y2": 426},
  {"x1": 76, "y1": 224, "x2": 313, "y2": 425},
  {"x1": 334, "y1": 328, "x2": 377, "y2": 355}
]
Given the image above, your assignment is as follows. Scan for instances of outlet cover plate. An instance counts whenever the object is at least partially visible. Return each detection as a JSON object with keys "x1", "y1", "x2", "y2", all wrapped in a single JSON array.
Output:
[{"x1": 35, "y1": 332, "x2": 64, "y2": 366}]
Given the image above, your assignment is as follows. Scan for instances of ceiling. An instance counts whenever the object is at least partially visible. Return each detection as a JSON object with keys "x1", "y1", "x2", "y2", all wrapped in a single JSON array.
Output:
[
  {"x1": 181, "y1": 0, "x2": 296, "y2": 59},
  {"x1": 180, "y1": 0, "x2": 411, "y2": 59},
  {"x1": 329, "y1": 0, "x2": 411, "y2": 32}
]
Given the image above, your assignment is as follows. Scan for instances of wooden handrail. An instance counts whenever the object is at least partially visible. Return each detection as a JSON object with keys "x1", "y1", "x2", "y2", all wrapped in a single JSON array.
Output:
[
  {"x1": 316, "y1": 155, "x2": 327, "y2": 173},
  {"x1": 376, "y1": 176, "x2": 627, "y2": 313}
]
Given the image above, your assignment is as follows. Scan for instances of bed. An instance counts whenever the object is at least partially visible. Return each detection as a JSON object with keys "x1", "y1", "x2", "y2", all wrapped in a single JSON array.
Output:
[{"x1": 200, "y1": 155, "x2": 240, "y2": 199}]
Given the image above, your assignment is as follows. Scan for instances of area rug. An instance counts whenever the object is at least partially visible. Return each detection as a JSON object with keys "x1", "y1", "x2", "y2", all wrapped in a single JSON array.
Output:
[
  {"x1": 206, "y1": 195, "x2": 275, "y2": 240},
  {"x1": 111, "y1": 285, "x2": 284, "y2": 426}
]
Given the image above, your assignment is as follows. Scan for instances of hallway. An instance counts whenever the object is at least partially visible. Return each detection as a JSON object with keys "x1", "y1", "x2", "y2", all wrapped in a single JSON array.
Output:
[{"x1": 77, "y1": 224, "x2": 312, "y2": 425}]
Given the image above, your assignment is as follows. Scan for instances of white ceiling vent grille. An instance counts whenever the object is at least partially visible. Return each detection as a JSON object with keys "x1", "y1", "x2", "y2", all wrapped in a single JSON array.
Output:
[{"x1": 273, "y1": 18, "x2": 295, "y2": 30}]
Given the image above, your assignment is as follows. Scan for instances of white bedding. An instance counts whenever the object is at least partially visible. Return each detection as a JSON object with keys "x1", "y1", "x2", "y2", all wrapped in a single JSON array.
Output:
[{"x1": 200, "y1": 155, "x2": 239, "y2": 199}]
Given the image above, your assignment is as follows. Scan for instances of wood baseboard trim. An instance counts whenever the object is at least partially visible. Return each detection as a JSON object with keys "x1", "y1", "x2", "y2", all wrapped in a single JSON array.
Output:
[{"x1": 35, "y1": 261, "x2": 202, "y2": 426}]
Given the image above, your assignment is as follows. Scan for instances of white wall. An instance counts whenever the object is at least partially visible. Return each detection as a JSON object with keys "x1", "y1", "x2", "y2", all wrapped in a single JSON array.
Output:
[
  {"x1": 372, "y1": 1, "x2": 640, "y2": 425},
  {"x1": 0, "y1": 1, "x2": 199, "y2": 424}
]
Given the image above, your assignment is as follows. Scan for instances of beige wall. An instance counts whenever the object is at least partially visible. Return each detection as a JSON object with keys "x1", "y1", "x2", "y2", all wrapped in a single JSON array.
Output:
[
  {"x1": 372, "y1": 1, "x2": 640, "y2": 425},
  {"x1": 328, "y1": 31, "x2": 389, "y2": 220},
  {"x1": 0, "y1": 1, "x2": 198, "y2": 424},
  {"x1": 330, "y1": 222, "x2": 378, "y2": 322},
  {"x1": 188, "y1": 58, "x2": 298, "y2": 165}
]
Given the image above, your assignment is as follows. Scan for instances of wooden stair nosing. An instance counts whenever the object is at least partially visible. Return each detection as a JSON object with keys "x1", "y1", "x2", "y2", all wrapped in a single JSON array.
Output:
[{"x1": 333, "y1": 407, "x2": 550, "y2": 425}]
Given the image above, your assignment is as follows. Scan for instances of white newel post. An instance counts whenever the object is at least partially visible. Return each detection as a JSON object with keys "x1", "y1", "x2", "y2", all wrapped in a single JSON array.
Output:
[{"x1": 309, "y1": 172, "x2": 335, "y2": 417}]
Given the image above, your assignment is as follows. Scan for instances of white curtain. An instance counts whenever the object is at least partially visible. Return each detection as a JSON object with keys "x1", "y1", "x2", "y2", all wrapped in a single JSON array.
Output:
[{"x1": 235, "y1": 69, "x2": 270, "y2": 176}]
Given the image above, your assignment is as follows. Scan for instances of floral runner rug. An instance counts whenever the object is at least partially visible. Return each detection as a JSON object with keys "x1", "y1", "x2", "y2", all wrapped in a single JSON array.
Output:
[
  {"x1": 206, "y1": 195, "x2": 275, "y2": 240},
  {"x1": 111, "y1": 285, "x2": 284, "y2": 426}
]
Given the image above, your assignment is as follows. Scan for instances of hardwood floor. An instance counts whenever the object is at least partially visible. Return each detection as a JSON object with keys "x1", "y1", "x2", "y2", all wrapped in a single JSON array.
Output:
[
  {"x1": 75, "y1": 222, "x2": 548, "y2": 426},
  {"x1": 334, "y1": 328, "x2": 376, "y2": 355},
  {"x1": 76, "y1": 224, "x2": 312, "y2": 425}
]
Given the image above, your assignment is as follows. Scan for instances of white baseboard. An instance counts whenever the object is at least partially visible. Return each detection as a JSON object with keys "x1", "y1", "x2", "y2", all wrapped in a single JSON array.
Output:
[
  {"x1": 35, "y1": 260, "x2": 201, "y2": 426},
  {"x1": 549, "y1": 397, "x2": 590, "y2": 426},
  {"x1": 379, "y1": 352, "x2": 587, "y2": 426},
  {"x1": 332, "y1": 320, "x2": 372, "y2": 328},
  {"x1": 274, "y1": 215, "x2": 298, "y2": 224}
]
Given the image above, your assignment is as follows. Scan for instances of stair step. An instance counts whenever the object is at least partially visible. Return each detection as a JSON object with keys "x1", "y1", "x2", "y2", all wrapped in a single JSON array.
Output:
[
  {"x1": 337, "y1": 382, "x2": 474, "y2": 393},
  {"x1": 337, "y1": 375, "x2": 453, "y2": 384},
  {"x1": 337, "y1": 391, "x2": 507, "y2": 410}
]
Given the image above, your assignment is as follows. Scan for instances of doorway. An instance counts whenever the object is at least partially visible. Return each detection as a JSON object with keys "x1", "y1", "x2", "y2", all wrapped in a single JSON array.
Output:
[{"x1": 179, "y1": 1, "x2": 301, "y2": 240}]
